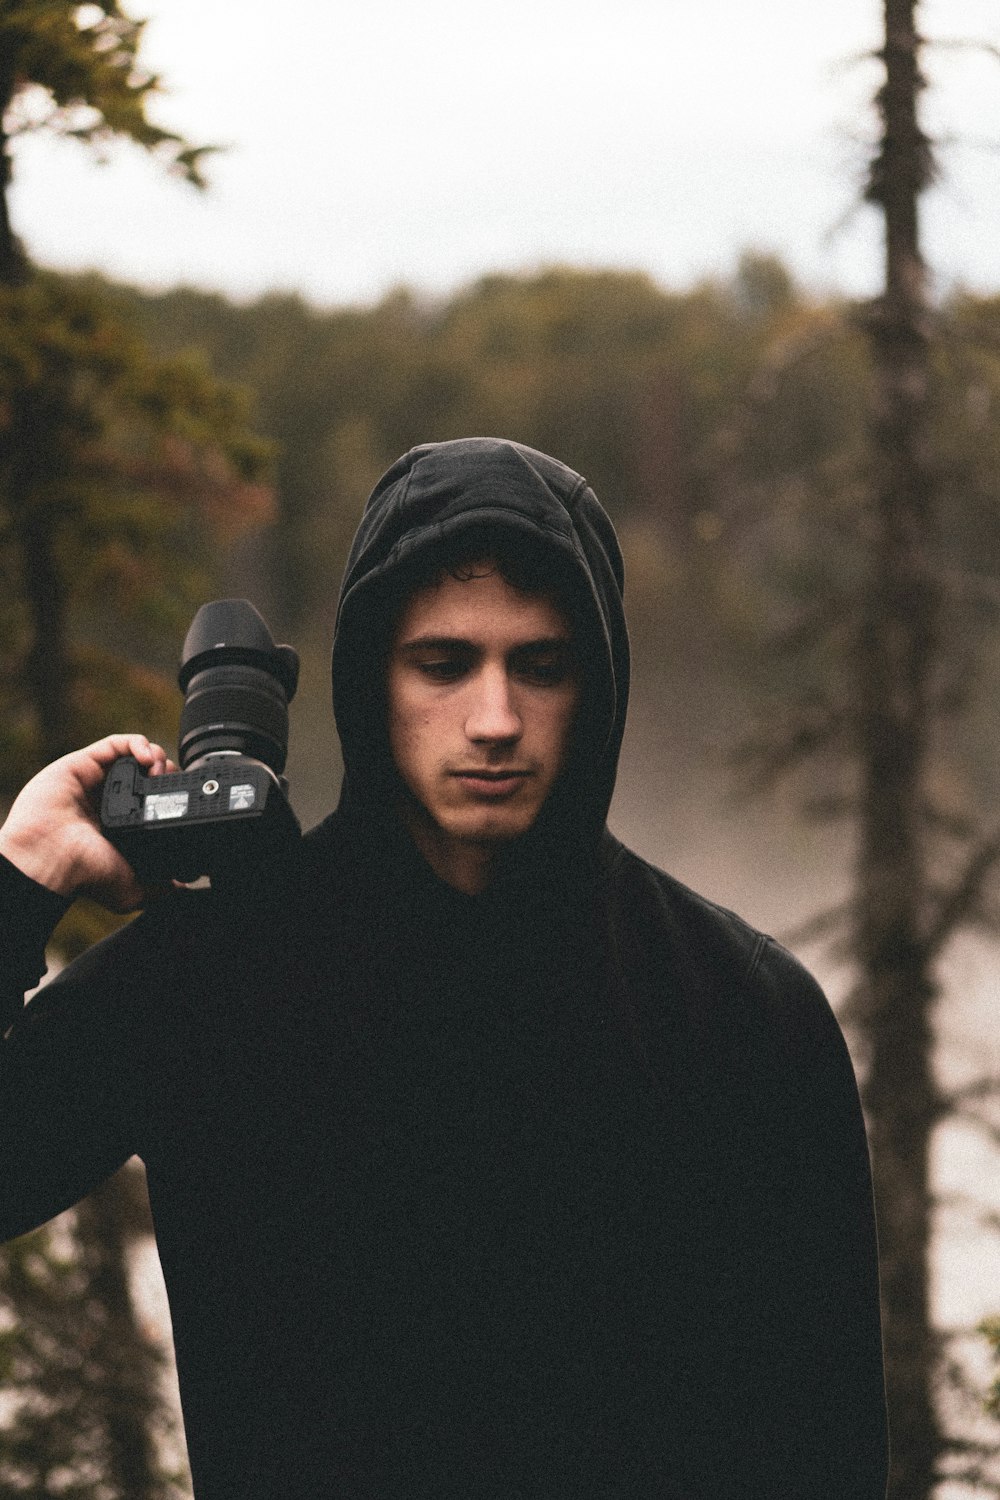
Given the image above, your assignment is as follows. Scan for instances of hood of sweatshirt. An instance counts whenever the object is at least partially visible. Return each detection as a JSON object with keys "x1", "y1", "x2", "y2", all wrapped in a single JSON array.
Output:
[{"x1": 331, "y1": 436, "x2": 629, "y2": 876}]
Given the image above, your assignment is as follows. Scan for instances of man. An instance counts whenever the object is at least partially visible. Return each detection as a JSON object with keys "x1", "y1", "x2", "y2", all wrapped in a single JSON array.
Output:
[{"x1": 0, "y1": 437, "x2": 887, "y2": 1497}]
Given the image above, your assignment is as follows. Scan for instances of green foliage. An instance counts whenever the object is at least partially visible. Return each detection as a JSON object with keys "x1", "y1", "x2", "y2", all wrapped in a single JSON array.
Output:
[
  {"x1": 0, "y1": 0, "x2": 213, "y2": 184},
  {"x1": 105, "y1": 266, "x2": 774, "y2": 630},
  {"x1": 0, "y1": 271, "x2": 273, "y2": 786}
]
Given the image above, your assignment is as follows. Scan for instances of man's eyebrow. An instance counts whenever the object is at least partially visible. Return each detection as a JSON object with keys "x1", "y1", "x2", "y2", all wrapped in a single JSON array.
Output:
[
  {"x1": 397, "y1": 635, "x2": 477, "y2": 653},
  {"x1": 397, "y1": 634, "x2": 573, "y2": 653},
  {"x1": 512, "y1": 636, "x2": 573, "y2": 651}
]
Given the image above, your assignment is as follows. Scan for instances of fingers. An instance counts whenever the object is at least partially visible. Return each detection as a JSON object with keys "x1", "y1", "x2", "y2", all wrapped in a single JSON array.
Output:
[
  {"x1": 75, "y1": 735, "x2": 171, "y2": 789},
  {"x1": 83, "y1": 733, "x2": 169, "y2": 769},
  {"x1": 0, "y1": 733, "x2": 177, "y2": 906}
]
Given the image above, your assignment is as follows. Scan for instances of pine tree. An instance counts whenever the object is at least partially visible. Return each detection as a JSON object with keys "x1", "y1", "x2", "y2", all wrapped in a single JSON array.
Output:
[{"x1": 0, "y1": 8, "x2": 270, "y2": 1495}]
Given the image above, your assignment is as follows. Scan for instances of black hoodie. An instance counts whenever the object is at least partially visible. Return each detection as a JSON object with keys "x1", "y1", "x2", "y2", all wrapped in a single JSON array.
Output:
[{"x1": 0, "y1": 438, "x2": 887, "y2": 1498}]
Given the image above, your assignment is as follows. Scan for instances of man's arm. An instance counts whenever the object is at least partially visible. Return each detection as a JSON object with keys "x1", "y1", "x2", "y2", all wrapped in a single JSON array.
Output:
[
  {"x1": 746, "y1": 938, "x2": 889, "y2": 1499},
  {"x1": 0, "y1": 735, "x2": 174, "y2": 1239},
  {"x1": 605, "y1": 852, "x2": 888, "y2": 1498}
]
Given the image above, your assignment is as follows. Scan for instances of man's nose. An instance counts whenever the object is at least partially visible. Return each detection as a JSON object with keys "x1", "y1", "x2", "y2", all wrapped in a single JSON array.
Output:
[{"x1": 465, "y1": 668, "x2": 522, "y2": 742}]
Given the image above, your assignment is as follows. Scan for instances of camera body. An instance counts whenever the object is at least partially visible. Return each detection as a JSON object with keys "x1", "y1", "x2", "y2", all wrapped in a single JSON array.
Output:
[
  {"x1": 101, "y1": 755, "x2": 299, "y2": 883},
  {"x1": 100, "y1": 599, "x2": 301, "y2": 883}
]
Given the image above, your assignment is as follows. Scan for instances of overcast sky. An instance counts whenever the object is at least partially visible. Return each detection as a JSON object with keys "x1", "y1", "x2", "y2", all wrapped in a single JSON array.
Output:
[{"x1": 10, "y1": 0, "x2": 1000, "y2": 307}]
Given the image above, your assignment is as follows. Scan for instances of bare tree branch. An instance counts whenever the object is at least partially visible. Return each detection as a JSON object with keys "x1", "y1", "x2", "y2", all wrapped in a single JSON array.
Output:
[
  {"x1": 934, "y1": 131, "x2": 1000, "y2": 155},
  {"x1": 929, "y1": 38, "x2": 1000, "y2": 64},
  {"x1": 945, "y1": 1076, "x2": 1000, "y2": 1110},
  {"x1": 733, "y1": 700, "x2": 848, "y2": 790},
  {"x1": 923, "y1": 831, "x2": 1000, "y2": 958},
  {"x1": 778, "y1": 899, "x2": 855, "y2": 950}
]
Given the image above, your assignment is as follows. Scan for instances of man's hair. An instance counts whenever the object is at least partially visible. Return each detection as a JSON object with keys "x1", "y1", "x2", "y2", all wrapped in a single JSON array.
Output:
[{"x1": 387, "y1": 525, "x2": 581, "y2": 632}]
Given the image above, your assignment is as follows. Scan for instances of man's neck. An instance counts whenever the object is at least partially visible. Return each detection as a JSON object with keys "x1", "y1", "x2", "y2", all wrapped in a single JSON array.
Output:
[{"x1": 399, "y1": 808, "x2": 496, "y2": 895}]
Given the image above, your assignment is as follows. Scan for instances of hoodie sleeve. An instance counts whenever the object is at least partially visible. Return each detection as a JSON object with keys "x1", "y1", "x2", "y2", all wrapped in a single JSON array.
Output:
[
  {"x1": 0, "y1": 861, "x2": 149, "y2": 1242},
  {"x1": 0, "y1": 854, "x2": 72, "y2": 1032},
  {"x1": 739, "y1": 936, "x2": 889, "y2": 1499},
  {"x1": 604, "y1": 848, "x2": 888, "y2": 1499}
]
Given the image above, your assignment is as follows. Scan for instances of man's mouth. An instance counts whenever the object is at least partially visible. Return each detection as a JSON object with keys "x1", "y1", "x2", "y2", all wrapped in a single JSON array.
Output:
[{"x1": 451, "y1": 769, "x2": 531, "y2": 795}]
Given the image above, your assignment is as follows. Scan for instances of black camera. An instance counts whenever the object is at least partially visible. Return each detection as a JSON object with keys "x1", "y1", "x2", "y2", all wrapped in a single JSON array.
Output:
[{"x1": 100, "y1": 599, "x2": 301, "y2": 882}]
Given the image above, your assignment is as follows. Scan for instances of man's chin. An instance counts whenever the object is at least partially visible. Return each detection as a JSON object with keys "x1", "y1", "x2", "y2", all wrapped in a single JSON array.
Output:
[
  {"x1": 448, "y1": 810, "x2": 535, "y2": 847},
  {"x1": 399, "y1": 792, "x2": 545, "y2": 865}
]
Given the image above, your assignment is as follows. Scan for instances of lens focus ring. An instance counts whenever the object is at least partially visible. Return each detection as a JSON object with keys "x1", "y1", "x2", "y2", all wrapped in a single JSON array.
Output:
[{"x1": 179, "y1": 664, "x2": 290, "y2": 773}]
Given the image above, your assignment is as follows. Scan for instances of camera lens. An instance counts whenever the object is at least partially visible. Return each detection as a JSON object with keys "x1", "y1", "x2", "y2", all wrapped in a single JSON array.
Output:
[{"x1": 177, "y1": 600, "x2": 299, "y2": 775}]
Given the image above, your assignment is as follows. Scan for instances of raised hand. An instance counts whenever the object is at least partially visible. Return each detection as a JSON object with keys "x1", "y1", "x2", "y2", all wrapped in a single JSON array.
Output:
[{"x1": 0, "y1": 734, "x2": 177, "y2": 912}]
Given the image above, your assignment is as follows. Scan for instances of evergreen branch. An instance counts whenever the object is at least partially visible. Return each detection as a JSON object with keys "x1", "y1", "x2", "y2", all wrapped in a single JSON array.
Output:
[{"x1": 0, "y1": 0, "x2": 217, "y2": 189}]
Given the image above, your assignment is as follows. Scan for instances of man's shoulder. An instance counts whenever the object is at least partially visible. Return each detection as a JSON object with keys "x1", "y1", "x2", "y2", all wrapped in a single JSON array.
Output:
[
  {"x1": 599, "y1": 832, "x2": 836, "y2": 1060},
  {"x1": 600, "y1": 832, "x2": 773, "y2": 981}
]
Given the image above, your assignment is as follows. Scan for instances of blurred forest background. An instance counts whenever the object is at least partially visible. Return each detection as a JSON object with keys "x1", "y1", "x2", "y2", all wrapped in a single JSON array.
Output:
[{"x1": 3, "y1": 3, "x2": 1000, "y2": 1499}]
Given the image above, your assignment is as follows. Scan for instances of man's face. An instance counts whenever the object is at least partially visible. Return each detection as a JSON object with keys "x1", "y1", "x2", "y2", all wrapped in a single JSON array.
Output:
[{"x1": 387, "y1": 565, "x2": 579, "y2": 888}]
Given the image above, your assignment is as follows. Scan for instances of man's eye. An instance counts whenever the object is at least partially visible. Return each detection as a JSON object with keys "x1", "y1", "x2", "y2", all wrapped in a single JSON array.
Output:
[
  {"x1": 417, "y1": 659, "x2": 468, "y2": 682},
  {"x1": 516, "y1": 657, "x2": 571, "y2": 686}
]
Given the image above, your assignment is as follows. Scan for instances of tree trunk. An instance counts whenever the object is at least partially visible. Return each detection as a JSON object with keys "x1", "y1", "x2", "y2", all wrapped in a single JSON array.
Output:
[
  {"x1": 0, "y1": 62, "x2": 28, "y2": 286},
  {"x1": 857, "y1": 2, "x2": 943, "y2": 1495},
  {"x1": 17, "y1": 509, "x2": 76, "y2": 762}
]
